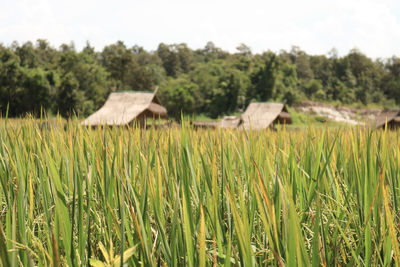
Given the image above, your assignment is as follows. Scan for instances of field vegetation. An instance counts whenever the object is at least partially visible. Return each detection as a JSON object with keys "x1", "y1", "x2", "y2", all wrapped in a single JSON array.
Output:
[{"x1": 0, "y1": 119, "x2": 399, "y2": 266}]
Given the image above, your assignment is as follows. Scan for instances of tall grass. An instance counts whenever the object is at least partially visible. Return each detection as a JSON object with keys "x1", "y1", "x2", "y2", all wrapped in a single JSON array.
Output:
[{"x1": 0, "y1": 119, "x2": 399, "y2": 266}]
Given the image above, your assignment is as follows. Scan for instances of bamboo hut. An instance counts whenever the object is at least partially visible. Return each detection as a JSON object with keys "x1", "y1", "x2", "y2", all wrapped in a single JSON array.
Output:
[
  {"x1": 192, "y1": 121, "x2": 219, "y2": 129},
  {"x1": 220, "y1": 116, "x2": 241, "y2": 128},
  {"x1": 238, "y1": 102, "x2": 292, "y2": 130},
  {"x1": 81, "y1": 91, "x2": 167, "y2": 127},
  {"x1": 374, "y1": 109, "x2": 400, "y2": 129}
]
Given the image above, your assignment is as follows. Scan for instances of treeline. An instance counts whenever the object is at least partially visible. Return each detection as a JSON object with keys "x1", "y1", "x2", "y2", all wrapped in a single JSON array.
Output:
[{"x1": 0, "y1": 40, "x2": 399, "y2": 119}]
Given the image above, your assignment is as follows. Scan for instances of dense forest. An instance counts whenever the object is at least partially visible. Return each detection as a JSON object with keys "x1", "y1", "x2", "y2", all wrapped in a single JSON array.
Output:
[{"x1": 0, "y1": 40, "x2": 399, "y2": 119}]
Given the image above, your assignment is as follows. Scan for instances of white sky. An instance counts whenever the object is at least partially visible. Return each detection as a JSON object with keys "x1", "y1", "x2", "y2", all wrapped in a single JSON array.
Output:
[{"x1": 1, "y1": 0, "x2": 400, "y2": 58}]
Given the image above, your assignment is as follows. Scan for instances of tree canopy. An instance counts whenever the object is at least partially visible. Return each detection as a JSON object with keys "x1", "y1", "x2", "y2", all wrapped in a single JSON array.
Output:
[{"x1": 0, "y1": 40, "x2": 399, "y2": 119}]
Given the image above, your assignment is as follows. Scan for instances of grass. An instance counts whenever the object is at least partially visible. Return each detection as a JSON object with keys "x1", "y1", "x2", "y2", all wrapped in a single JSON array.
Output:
[{"x1": 0, "y1": 118, "x2": 399, "y2": 266}]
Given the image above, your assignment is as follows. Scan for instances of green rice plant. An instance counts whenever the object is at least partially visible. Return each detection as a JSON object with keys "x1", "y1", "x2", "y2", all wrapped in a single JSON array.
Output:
[{"x1": 0, "y1": 119, "x2": 399, "y2": 266}]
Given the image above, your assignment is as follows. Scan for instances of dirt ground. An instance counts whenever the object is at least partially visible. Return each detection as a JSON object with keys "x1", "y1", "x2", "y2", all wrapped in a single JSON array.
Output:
[{"x1": 293, "y1": 101, "x2": 383, "y2": 125}]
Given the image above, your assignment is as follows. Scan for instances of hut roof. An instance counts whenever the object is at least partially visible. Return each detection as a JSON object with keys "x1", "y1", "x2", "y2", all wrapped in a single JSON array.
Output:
[
  {"x1": 192, "y1": 121, "x2": 219, "y2": 129},
  {"x1": 82, "y1": 91, "x2": 167, "y2": 126},
  {"x1": 220, "y1": 116, "x2": 241, "y2": 128},
  {"x1": 239, "y1": 102, "x2": 289, "y2": 130},
  {"x1": 375, "y1": 109, "x2": 400, "y2": 128},
  {"x1": 278, "y1": 111, "x2": 291, "y2": 120}
]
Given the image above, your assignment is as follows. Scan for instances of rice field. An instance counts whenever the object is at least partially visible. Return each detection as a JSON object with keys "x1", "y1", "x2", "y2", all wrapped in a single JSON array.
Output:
[{"x1": 0, "y1": 119, "x2": 399, "y2": 266}]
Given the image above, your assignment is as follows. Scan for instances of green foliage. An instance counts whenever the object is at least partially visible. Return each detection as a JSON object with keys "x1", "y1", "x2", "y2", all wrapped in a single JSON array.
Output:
[
  {"x1": 189, "y1": 61, "x2": 250, "y2": 117},
  {"x1": 0, "y1": 46, "x2": 23, "y2": 116},
  {"x1": 101, "y1": 41, "x2": 154, "y2": 92},
  {"x1": 249, "y1": 53, "x2": 277, "y2": 101},
  {"x1": 157, "y1": 43, "x2": 193, "y2": 77},
  {"x1": 20, "y1": 67, "x2": 56, "y2": 115},
  {"x1": 303, "y1": 79, "x2": 323, "y2": 98},
  {"x1": 58, "y1": 47, "x2": 110, "y2": 117},
  {"x1": 57, "y1": 72, "x2": 83, "y2": 117},
  {"x1": 381, "y1": 57, "x2": 400, "y2": 104},
  {"x1": 159, "y1": 75, "x2": 199, "y2": 119},
  {"x1": 0, "y1": 40, "x2": 399, "y2": 118}
]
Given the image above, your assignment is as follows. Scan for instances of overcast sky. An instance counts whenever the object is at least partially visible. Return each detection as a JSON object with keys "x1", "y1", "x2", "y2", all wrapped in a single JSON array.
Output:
[{"x1": 1, "y1": 0, "x2": 400, "y2": 58}]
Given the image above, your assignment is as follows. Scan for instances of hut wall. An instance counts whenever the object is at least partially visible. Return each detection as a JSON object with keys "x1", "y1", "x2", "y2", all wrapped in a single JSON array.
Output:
[
  {"x1": 386, "y1": 119, "x2": 400, "y2": 129},
  {"x1": 275, "y1": 112, "x2": 292, "y2": 124}
]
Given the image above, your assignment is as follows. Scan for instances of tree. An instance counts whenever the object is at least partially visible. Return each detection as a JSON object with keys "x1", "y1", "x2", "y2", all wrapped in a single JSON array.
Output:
[
  {"x1": 159, "y1": 75, "x2": 198, "y2": 119},
  {"x1": 295, "y1": 55, "x2": 314, "y2": 81},
  {"x1": 303, "y1": 80, "x2": 323, "y2": 98},
  {"x1": 157, "y1": 43, "x2": 193, "y2": 77},
  {"x1": 236, "y1": 43, "x2": 252, "y2": 57},
  {"x1": 0, "y1": 46, "x2": 23, "y2": 116},
  {"x1": 101, "y1": 41, "x2": 132, "y2": 89},
  {"x1": 35, "y1": 39, "x2": 59, "y2": 69},
  {"x1": 176, "y1": 43, "x2": 193, "y2": 73},
  {"x1": 274, "y1": 63, "x2": 299, "y2": 105},
  {"x1": 249, "y1": 53, "x2": 277, "y2": 101},
  {"x1": 381, "y1": 57, "x2": 400, "y2": 104},
  {"x1": 57, "y1": 72, "x2": 83, "y2": 117},
  {"x1": 21, "y1": 68, "x2": 56, "y2": 115},
  {"x1": 197, "y1": 42, "x2": 229, "y2": 62},
  {"x1": 58, "y1": 48, "x2": 110, "y2": 116},
  {"x1": 309, "y1": 55, "x2": 332, "y2": 86},
  {"x1": 15, "y1": 41, "x2": 38, "y2": 68},
  {"x1": 208, "y1": 68, "x2": 249, "y2": 117},
  {"x1": 0, "y1": 40, "x2": 397, "y2": 119},
  {"x1": 157, "y1": 43, "x2": 181, "y2": 77}
]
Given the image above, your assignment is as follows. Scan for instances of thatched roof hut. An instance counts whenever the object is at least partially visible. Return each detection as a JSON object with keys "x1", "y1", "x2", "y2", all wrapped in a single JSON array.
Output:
[
  {"x1": 82, "y1": 91, "x2": 167, "y2": 126},
  {"x1": 192, "y1": 121, "x2": 219, "y2": 129},
  {"x1": 238, "y1": 102, "x2": 292, "y2": 130},
  {"x1": 374, "y1": 109, "x2": 400, "y2": 129},
  {"x1": 220, "y1": 116, "x2": 241, "y2": 128}
]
